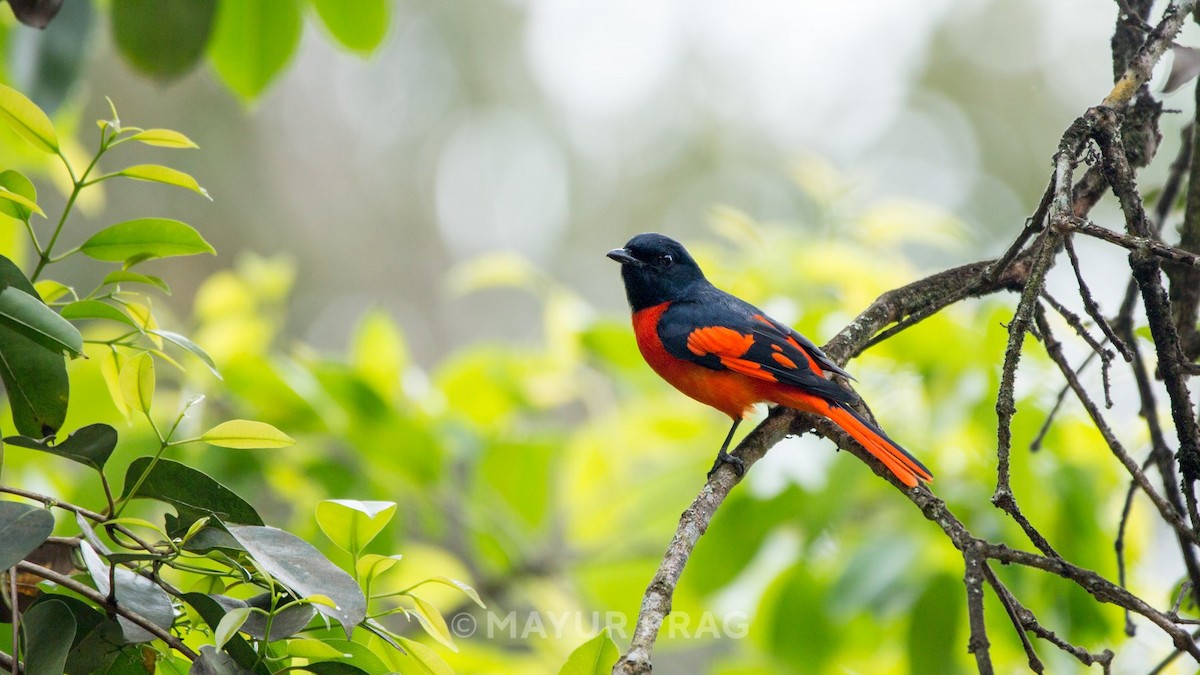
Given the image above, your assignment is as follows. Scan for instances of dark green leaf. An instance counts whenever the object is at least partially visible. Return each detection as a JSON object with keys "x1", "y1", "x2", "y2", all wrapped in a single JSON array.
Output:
[
  {"x1": 111, "y1": 0, "x2": 217, "y2": 80},
  {"x1": 33, "y1": 596, "x2": 125, "y2": 675},
  {"x1": 79, "y1": 541, "x2": 174, "y2": 643},
  {"x1": 151, "y1": 329, "x2": 219, "y2": 376},
  {"x1": 182, "y1": 593, "x2": 270, "y2": 674},
  {"x1": 21, "y1": 599, "x2": 75, "y2": 675},
  {"x1": 558, "y1": 629, "x2": 619, "y2": 675},
  {"x1": 190, "y1": 645, "x2": 248, "y2": 675},
  {"x1": 226, "y1": 525, "x2": 365, "y2": 637},
  {"x1": 120, "y1": 457, "x2": 263, "y2": 531},
  {"x1": 0, "y1": 257, "x2": 68, "y2": 436},
  {"x1": 80, "y1": 218, "x2": 215, "y2": 262},
  {"x1": 208, "y1": 0, "x2": 302, "y2": 100},
  {"x1": 61, "y1": 300, "x2": 139, "y2": 328},
  {"x1": 0, "y1": 286, "x2": 83, "y2": 355},
  {"x1": 102, "y1": 270, "x2": 171, "y2": 294},
  {"x1": 0, "y1": 170, "x2": 39, "y2": 220},
  {"x1": 4, "y1": 422, "x2": 118, "y2": 472},
  {"x1": 311, "y1": 0, "x2": 389, "y2": 54},
  {"x1": 0, "y1": 501, "x2": 54, "y2": 569},
  {"x1": 302, "y1": 663, "x2": 371, "y2": 675},
  {"x1": 7, "y1": 0, "x2": 93, "y2": 115},
  {"x1": 240, "y1": 592, "x2": 316, "y2": 640}
]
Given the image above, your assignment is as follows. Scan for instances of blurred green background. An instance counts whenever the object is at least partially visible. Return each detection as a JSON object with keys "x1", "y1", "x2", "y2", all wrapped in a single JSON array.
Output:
[{"x1": 1, "y1": 0, "x2": 1195, "y2": 672}]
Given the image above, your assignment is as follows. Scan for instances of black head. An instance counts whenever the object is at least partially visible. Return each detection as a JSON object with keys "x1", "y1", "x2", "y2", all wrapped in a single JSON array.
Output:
[{"x1": 607, "y1": 233, "x2": 708, "y2": 311}]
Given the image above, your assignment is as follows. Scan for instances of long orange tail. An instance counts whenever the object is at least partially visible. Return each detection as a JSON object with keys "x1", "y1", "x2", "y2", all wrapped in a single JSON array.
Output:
[{"x1": 824, "y1": 404, "x2": 933, "y2": 488}]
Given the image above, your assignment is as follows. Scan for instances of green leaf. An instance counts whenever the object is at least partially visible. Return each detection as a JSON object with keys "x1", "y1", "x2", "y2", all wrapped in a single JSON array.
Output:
[
  {"x1": 558, "y1": 629, "x2": 619, "y2": 675},
  {"x1": 393, "y1": 636, "x2": 455, "y2": 675},
  {"x1": 0, "y1": 170, "x2": 38, "y2": 218},
  {"x1": 240, "y1": 592, "x2": 316, "y2": 641},
  {"x1": 4, "y1": 423, "x2": 118, "y2": 472},
  {"x1": 120, "y1": 457, "x2": 264, "y2": 529},
  {"x1": 311, "y1": 0, "x2": 389, "y2": 54},
  {"x1": 80, "y1": 218, "x2": 215, "y2": 262},
  {"x1": 119, "y1": 352, "x2": 154, "y2": 414},
  {"x1": 112, "y1": 164, "x2": 210, "y2": 199},
  {"x1": 214, "y1": 607, "x2": 252, "y2": 649},
  {"x1": 150, "y1": 329, "x2": 218, "y2": 376},
  {"x1": 316, "y1": 499, "x2": 396, "y2": 554},
  {"x1": 61, "y1": 300, "x2": 140, "y2": 328},
  {"x1": 21, "y1": 599, "x2": 76, "y2": 675},
  {"x1": 208, "y1": 0, "x2": 303, "y2": 100},
  {"x1": 0, "y1": 501, "x2": 54, "y2": 569},
  {"x1": 410, "y1": 595, "x2": 455, "y2": 651},
  {"x1": 181, "y1": 593, "x2": 268, "y2": 673},
  {"x1": 111, "y1": 0, "x2": 217, "y2": 80},
  {"x1": 0, "y1": 83, "x2": 59, "y2": 153},
  {"x1": 102, "y1": 270, "x2": 171, "y2": 294},
  {"x1": 126, "y1": 128, "x2": 199, "y2": 149},
  {"x1": 287, "y1": 639, "x2": 353, "y2": 660},
  {"x1": 356, "y1": 556, "x2": 401, "y2": 585},
  {"x1": 226, "y1": 525, "x2": 367, "y2": 637},
  {"x1": 78, "y1": 541, "x2": 174, "y2": 643},
  {"x1": 0, "y1": 170, "x2": 39, "y2": 222},
  {"x1": 0, "y1": 286, "x2": 83, "y2": 356},
  {"x1": 0, "y1": 187, "x2": 45, "y2": 218},
  {"x1": 406, "y1": 576, "x2": 485, "y2": 609},
  {"x1": 0, "y1": 256, "x2": 68, "y2": 436},
  {"x1": 200, "y1": 419, "x2": 294, "y2": 449},
  {"x1": 32, "y1": 280, "x2": 72, "y2": 303}
]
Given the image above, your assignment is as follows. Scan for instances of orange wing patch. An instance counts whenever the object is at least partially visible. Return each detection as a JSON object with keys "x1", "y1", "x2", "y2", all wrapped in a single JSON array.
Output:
[
  {"x1": 687, "y1": 326, "x2": 755, "y2": 358},
  {"x1": 771, "y1": 352, "x2": 798, "y2": 369}
]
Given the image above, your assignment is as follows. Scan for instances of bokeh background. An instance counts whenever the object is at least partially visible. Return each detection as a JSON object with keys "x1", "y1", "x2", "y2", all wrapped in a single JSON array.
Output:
[{"x1": 4, "y1": 1, "x2": 1200, "y2": 673}]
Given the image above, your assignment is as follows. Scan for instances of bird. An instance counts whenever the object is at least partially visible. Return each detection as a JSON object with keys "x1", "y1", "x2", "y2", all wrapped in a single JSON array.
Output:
[{"x1": 607, "y1": 232, "x2": 932, "y2": 488}]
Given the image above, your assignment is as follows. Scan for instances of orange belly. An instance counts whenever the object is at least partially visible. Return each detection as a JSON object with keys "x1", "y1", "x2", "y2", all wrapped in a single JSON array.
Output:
[{"x1": 634, "y1": 303, "x2": 804, "y2": 419}]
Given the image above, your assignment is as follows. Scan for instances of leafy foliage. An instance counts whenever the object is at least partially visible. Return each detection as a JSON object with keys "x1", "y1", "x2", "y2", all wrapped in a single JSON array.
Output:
[{"x1": 0, "y1": 89, "x2": 471, "y2": 673}]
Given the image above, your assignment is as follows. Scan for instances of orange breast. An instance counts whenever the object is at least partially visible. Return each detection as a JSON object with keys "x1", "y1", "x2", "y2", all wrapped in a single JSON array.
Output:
[{"x1": 632, "y1": 303, "x2": 776, "y2": 419}]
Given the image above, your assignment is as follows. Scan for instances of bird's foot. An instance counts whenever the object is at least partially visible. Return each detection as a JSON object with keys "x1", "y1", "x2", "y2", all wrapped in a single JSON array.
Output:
[{"x1": 707, "y1": 450, "x2": 745, "y2": 479}]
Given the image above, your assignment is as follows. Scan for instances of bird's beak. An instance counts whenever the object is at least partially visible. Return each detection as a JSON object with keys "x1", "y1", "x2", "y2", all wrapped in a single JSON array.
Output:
[{"x1": 607, "y1": 248, "x2": 641, "y2": 265}]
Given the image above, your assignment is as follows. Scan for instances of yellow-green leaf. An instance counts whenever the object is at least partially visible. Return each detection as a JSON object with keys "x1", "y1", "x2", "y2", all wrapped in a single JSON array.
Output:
[
  {"x1": 214, "y1": 607, "x2": 251, "y2": 649},
  {"x1": 119, "y1": 352, "x2": 155, "y2": 414},
  {"x1": 356, "y1": 554, "x2": 403, "y2": 582},
  {"x1": 0, "y1": 84, "x2": 59, "y2": 153},
  {"x1": 316, "y1": 500, "x2": 397, "y2": 555},
  {"x1": 200, "y1": 419, "x2": 294, "y2": 449},
  {"x1": 80, "y1": 218, "x2": 215, "y2": 262},
  {"x1": 113, "y1": 164, "x2": 210, "y2": 199},
  {"x1": 0, "y1": 187, "x2": 44, "y2": 218},
  {"x1": 558, "y1": 629, "x2": 619, "y2": 675},
  {"x1": 305, "y1": 594, "x2": 337, "y2": 609},
  {"x1": 126, "y1": 128, "x2": 199, "y2": 148},
  {"x1": 410, "y1": 595, "x2": 456, "y2": 651},
  {"x1": 285, "y1": 638, "x2": 350, "y2": 660}
]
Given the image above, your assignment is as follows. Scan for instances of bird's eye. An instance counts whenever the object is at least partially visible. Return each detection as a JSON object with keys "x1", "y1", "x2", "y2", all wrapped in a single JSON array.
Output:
[{"x1": 658, "y1": 253, "x2": 674, "y2": 267}]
